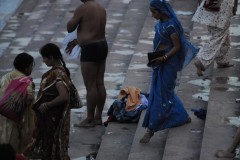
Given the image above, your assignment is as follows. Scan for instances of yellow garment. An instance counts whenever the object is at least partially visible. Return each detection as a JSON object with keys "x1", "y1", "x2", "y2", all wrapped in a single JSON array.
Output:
[
  {"x1": 119, "y1": 86, "x2": 141, "y2": 112},
  {"x1": 0, "y1": 69, "x2": 35, "y2": 152}
]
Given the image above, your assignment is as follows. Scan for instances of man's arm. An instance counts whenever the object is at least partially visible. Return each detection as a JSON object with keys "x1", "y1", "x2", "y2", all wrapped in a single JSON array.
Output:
[{"x1": 67, "y1": 6, "x2": 83, "y2": 33}]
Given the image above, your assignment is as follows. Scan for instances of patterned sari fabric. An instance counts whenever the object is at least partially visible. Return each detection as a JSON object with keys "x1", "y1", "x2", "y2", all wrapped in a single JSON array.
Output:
[
  {"x1": 192, "y1": 0, "x2": 234, "y2": 68},
  {"x1": 0, "y1": 76, "x2": 32, "y2": 123},
  {"x1": 142, "y1": 0, "x2": 197, "y2": 132},
  {"x1": 29, "y1": 67, "x2": 71, "y2": 160},
  {"x1": 0, "y1": 69, "x2": 35, "y2": 152}
]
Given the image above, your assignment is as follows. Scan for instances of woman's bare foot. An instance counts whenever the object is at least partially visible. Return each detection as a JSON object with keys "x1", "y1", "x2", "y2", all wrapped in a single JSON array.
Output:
[
  {"x1": 185, "y1": 117, "x2": 191, "y2": 124},
  {"x1": 74, "y1": 118, "x2": 95, "y2": 128},
  {"x1": 194, "y1": 60, "x2": 205, "y2": 77},
  {"x1": 215, "y1": 150, "x2": 235, "y2": 158},
  {"x1": 217, "y1": 63, "x2": 234, "y2": 68},
  {"x1": 139, "y1": 132, "x2": 154, "y2": 144},
  {"x1": 94, "y1": 118, "x2": 103, "y2": 125}
]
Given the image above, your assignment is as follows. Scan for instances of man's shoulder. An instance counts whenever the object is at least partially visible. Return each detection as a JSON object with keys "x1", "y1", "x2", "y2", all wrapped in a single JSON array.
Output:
[{"x1": 85, "y1": 1, "x2": 104, "y2": 9}]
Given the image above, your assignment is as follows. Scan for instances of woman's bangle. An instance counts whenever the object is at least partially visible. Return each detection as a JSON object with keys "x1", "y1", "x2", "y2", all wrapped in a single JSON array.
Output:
[
  {"x1": 43, "y1": 103, "x2": 49, "y2": 109},
  {"x1": 73, "y1": 39, "x2": 78, "y2": 45},
  {"x1": 163, "y1": 55, "x2": 168, "y2": 60}
]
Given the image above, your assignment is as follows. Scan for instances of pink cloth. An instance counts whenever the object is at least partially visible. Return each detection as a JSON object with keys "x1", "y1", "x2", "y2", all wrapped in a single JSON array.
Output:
[{"x1": 0, "y1": 77, "x2": 32, "y2": 123}]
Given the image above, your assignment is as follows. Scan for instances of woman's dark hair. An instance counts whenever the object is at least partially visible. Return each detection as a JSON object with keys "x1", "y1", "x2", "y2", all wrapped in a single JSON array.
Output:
[
  {"x1": 13, "y1": 52, "x2": 34, "y2": 73},
  {"x1": 0, "y1": 143, "x2": 16, "y2": 160},
  {"x1": 40, "y1": 43, "x2": 71, "y2": 78}
]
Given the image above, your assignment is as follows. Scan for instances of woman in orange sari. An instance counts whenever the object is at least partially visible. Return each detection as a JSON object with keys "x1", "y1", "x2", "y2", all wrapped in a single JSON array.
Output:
[{"x1": 26, "y1": 43, "x2": 71, "y2": 160}]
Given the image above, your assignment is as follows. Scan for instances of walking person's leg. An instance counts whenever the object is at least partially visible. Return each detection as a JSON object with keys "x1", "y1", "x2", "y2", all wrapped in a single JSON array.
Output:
[
  {"x1": 194, "y1": 25, "x2": 231, "y2": 76},
  {"x1": 215, "y1": 127, "x2": 240, "y2": 158},
  {"x1": 215, "y1": 27, "x2": 233, "y2": 68}
]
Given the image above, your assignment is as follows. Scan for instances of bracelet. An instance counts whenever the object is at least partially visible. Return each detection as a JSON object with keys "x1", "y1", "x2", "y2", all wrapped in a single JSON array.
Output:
[
  {"x1": 147, "y1": 130, "x2": 154, "y2": 136},
  {"x1": 42, "y1": 103, "x2": 48, "y2": 109},
  {"x1": 73, "y1": 39, "x2": 78, "y2": 45},
  {"x1": 163, "y1": 55, "x2": 168, "y2": 60}
]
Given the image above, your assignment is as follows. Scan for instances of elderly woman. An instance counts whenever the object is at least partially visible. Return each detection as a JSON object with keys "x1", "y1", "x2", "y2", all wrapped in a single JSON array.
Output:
[
  {"x1": 0, "y1": 53, "x2": 35, "y2": 153},
  {"x1": 140, "y1": 0, "x2": 198, "y2": 143}
]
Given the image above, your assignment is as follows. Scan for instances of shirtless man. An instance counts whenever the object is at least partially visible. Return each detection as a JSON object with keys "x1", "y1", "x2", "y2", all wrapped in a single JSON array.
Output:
[{"x1": 66, "y1": 0, "x2": 108, "y2": 127}]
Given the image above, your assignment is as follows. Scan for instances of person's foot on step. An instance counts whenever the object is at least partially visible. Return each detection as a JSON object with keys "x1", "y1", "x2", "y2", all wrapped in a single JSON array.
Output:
[
  {"x1": 215, "y1": 150, "x2": 235, "y2": 158},
  {"x1": 94, "y1": 118, "x2": 103, "y2": 125},
  {"x1": 217, "y1": 62, "x2": 234, "y2": 68},
  {"x1": 74, "y1": 118, "x2": 95, "y2": 128},
  {"x1": 139, "y1": 132, "x2": 154, "y2": 144},
  {"x1": 194, "y1": 60, "x2": 205, "y2": 77}
]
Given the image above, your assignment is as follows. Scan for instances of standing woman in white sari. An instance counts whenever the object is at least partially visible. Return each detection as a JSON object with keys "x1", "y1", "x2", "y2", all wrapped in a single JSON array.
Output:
[
  {"x1": 192, "y1": 0, "x2": 238, "y2": 76},
  {"x1": 0, "y1": 53, "x2": 35, "y2": 153}
]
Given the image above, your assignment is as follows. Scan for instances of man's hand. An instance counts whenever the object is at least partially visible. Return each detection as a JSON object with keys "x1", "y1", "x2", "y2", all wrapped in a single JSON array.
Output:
[{"x1": 66, "y1": 39, "x2": 78, "y2": 55}]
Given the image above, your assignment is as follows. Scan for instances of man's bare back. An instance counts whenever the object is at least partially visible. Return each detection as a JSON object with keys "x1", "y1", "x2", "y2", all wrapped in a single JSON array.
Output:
[{"x1": 67, "y1": 0, "x2": 106, "y2": 46}]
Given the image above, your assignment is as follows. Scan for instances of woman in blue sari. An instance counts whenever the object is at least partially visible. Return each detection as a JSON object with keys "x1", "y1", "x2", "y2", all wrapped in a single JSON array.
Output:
[{"x1": 140, "y1": 0, "x2": 198, "y2": 143}]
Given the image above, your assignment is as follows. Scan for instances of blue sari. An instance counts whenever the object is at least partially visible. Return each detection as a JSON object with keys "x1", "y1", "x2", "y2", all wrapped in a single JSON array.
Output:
[{"x1": 142, "y1": 0, "x2": 198, "y2": 132}]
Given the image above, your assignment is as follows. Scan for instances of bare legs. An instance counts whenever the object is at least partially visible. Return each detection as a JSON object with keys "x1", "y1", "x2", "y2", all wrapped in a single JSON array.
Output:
[
  {"x1": 194, "y1": 59, "x2": 205, "y2": 77},
  {"x1": 194, "y1": 25, "x2": 233, "y2": 77},
  {"x1": 194, "y1": 58, "x2": 233, "y2": 77},
  {"x1": 215, "y1": 127, "x2": 240, "y2": 158},
  {"x1": 95, "y1": 62, "x2": 106, "y2": 125},
  {"x1": 139, "y1": 131, "x2": 154, "y2": 143},
  {"x1": 74, "y1": 60, "x2": 106, "y2": 127}
]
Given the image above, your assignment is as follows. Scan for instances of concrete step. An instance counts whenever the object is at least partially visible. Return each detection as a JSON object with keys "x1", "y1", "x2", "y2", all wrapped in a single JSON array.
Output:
[
  {"x1": 0, "y1": 0, "x2": 79, "y2": 96},
  {"x1": 0, "y1": 0, "x2": 38, "y2": 35},
  {"x1": 128, "y1": 109, "x2": 169, "y2": 160},
  {"x1": 65, "y1": 0, "x2": 150, "y2": 158},
  {"x1": 1, "y1": 0, "x2": 239, "y2": 159},
  {"x1": 96, "y1": 0, "x2": 152, "y2": 159},
  {"x1": 0, "y1": 0, "x2": 57, "y2": 73},
  {"x1": 199, "y1": 69, "x2": 238, "y2": 160},
  {"x1": 127, "y1": 1, "x2": 208, "y2": 160},
  {"x1": 199, "y1": 11, "x2": 240, "y2": 160},
  {"x1": 160, "y1": 1, "x2": 209, "y2": 160}
]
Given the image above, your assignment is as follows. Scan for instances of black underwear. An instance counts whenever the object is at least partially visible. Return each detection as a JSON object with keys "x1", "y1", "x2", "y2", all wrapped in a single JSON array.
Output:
[{"x1": 80, "y1": 39, "x2": 108, "y2": 62}]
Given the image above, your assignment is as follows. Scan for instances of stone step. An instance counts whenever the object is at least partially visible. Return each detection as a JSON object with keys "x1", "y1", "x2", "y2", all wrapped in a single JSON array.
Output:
[
  {"x1": 199, "y1": 11, "x2": 240, "y2": 159},
  {"x1": 127, "y1": 1, "x2": 208, "y2": 160},
  {"x1": 66, "y1": 0, "x2": 138, "y2": 158},
  {"x1": 0, "y1": 0, "x2": 58, "y2": 73},
  {"x1": 0, "y1": 0, "x2": 80, "y2": 97},
  {"x1": 65, "y1": 0, "x2": 150, "y2": 158},
  {"x1": 1, "y1": 0, "x2": 239, "y2": 159},
  {"x1": 128, "y1": 109, "x2": 169, "y2": 160},
  {"x1": 0, "y1": 0, "x2": 38, "y2": 33},
  {"x1": 160, "y1": 1, "x2": 210, "y2": 160},
  {"x1": 96, "y1": 0, "x2": 152, "y2": 159}
]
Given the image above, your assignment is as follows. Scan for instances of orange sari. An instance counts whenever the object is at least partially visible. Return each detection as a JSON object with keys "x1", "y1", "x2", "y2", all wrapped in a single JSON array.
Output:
[{"x1": 27, "y1": 67, "x2": 71, "y2": 160}]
